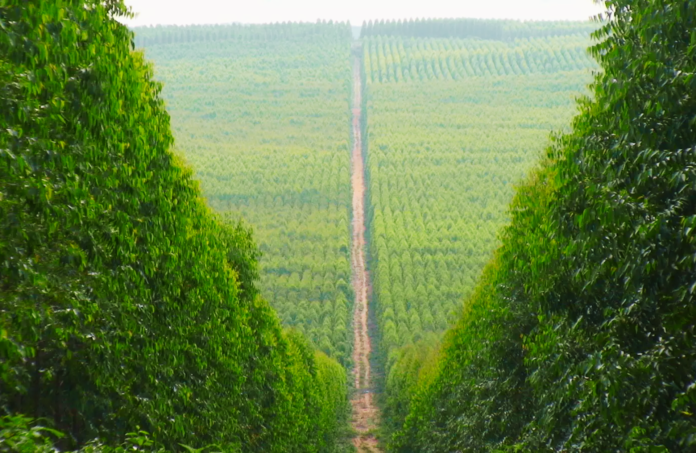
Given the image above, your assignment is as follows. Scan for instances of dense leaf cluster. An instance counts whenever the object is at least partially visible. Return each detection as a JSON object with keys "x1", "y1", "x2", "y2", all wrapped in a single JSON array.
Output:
[
  {"x1": 360, "y1": 18, "x2": 597, "y2": 41},
  {"x1": 394, "y1": 1, "x2": 696, "y2": 451},
  {"x1": 134, "y1": 24, "x2": 356, "y2": 367},
  {"x1": 361, "y1": 30, "x2": 596, "y2": 437},
  {"x1": 0, "y1": 2, "x2": 348, "y2": 451}
]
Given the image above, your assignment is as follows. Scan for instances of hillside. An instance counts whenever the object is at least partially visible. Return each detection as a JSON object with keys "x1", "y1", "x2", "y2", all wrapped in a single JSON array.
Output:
[
  {"x1": 134, "y1": 23, "x2": 356, "y2": 366},
  {"x1": 360, "y1": 25, "x2": 597, "y2": 435}
]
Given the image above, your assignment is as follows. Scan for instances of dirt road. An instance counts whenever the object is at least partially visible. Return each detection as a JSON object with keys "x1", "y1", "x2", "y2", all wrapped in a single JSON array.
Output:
[{"x1": 350, "y1": 49, "x2": 382, "y2": 453}]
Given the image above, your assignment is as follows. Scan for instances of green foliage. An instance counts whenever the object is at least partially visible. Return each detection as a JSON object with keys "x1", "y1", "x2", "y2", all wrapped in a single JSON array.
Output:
[
  {"x1": 134, "y1": 23, "x2": 355, "y2": 366},
  {"x1": 381, "y1": 339, "x2": 439, "y2": 436},
  {"x1": 0, "y1": 415, "x2": 168, "y2": 452},
  {"x1": 395, "y1": 1, "x2": 696, "y2": 451},
  {"x1": 1, "y1": 414, "x2": 67, "y2": 453},
  {"x1": 0, "y1": 2, "x2": 347, "y2": 451}
]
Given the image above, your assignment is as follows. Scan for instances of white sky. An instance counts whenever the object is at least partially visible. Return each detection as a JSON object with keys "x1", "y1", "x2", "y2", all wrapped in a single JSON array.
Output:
[{"x1": 122, "y1": 0, "x2": 606, "y2": 27}]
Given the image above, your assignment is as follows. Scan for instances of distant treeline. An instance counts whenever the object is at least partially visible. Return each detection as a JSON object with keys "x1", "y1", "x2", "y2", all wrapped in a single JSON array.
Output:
[
  {"x1": 360, "y1": 18, "x2": 598, "y2": 41},
  {"x1": 133, "y1": 22, "x2": 351, "y2": 47}
]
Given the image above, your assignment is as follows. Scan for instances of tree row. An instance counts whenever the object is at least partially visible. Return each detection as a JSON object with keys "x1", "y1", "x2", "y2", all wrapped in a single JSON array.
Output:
[{"x1": 363, "y1": 34, "x2": 596, "y2": 83}]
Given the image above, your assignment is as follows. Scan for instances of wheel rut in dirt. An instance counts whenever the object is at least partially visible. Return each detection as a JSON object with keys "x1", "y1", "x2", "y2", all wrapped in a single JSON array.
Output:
[{"x1": 349, "y1": 45, "x2": 382, "y2": 453}]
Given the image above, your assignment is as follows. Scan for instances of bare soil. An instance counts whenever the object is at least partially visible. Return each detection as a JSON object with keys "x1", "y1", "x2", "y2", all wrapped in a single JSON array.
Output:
[{"x1": 350, "y1": 52, "x2": 382, "y2": 453}]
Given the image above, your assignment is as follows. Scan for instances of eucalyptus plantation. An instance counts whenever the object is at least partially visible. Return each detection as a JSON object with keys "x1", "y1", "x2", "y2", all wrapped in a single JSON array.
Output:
[{"x1": 2, "y1": 0, "x2": 695, "y2": 452}]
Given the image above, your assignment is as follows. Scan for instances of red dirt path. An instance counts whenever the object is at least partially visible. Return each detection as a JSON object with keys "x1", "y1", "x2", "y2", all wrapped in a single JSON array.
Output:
[{"x1": 350, "y1": 52, "x2": 382, "y2": 453}]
